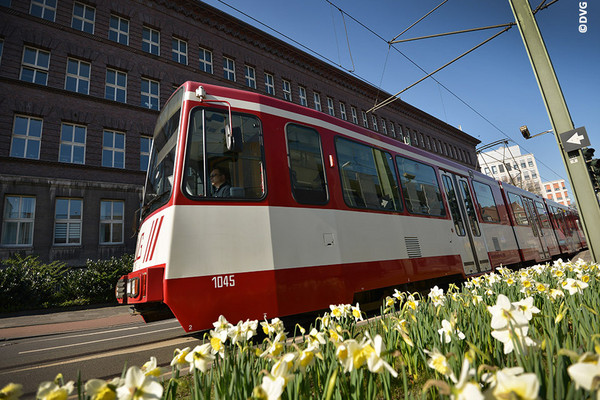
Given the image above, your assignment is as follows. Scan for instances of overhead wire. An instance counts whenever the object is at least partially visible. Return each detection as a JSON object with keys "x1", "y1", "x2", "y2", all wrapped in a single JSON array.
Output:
[{"x1": 208, "y1": 0, "x2": 567, "y2": 182}]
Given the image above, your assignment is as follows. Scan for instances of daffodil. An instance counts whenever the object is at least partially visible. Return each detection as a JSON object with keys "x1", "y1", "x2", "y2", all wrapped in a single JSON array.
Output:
[
  {"x1": 512, "y1": 297, "x2": 540, "y2": 321},
  {"x1": 209, "y1": 328, "x2": 228, "y2": 358},
  {"x1": 212, "y1": 314, "x2": 232, "y2": 332},
  {"x1": 85, "y1": 378, "x2": 120, "y2": 400},
  {"x1": 491, "y1": 324, "x2": 537, "y2": 355},
  {"x1": 260, "y1": 332, "x2": 286, "y2": 357},
  {"x1": 567, "y1": 352, "x2": 600, "y2": 393},
  {"x1": 562, "y1": 277, "x2": 589, "y2": 295},
  {"x1": 36, "y1": 377, "x2": 74, "y2": 400},
  {"x1": 170, "y1": 347, "x2": 191, "y2": 371},
  {"x1": 429, "y1": 285, "x2": 446, "y2": 307},
  {"x1": 438, "y1": 319, "x2": 465, "y2": 344},
  {"x1": 492, "y1": 368, "x2": 540, "y2": 400},
  {"x1": 306, "y1": 328, "x2": 326, "y2": 350},
  {"x1": 115, "y1": 366, "x2": 162, "y2": 400},
  {"x1": 363, "y1": 333, "x2": 398, "y2": 377},
  {"x1": 424, "y1": 348, "x2": 457, "y2": 383},
  {"x1": 487, "y1": 294, "x2": 528, "y2": 330},
  {"x1": 261, "y1": 317, "x2": 285, "y2": 336},
  {"x1": 254, "y1": 375, "x2": 286, "y2": 400},
  {"x1": 451, "y1": 357, "x2": 483, "y2": 400},
  {"x1": 351, "y1": 303, "x2": 363, "y2": 321},
  {"x1": 140, "y1": 357, "x2": 162, "y2": 377},
  {"x1": 1, "y1": 383, "x2": 23, "y2": 400},
  {"x1": 335, "y1": 338, "x2": 363, "y2": 373},
  {"x1": 185, "y1": 343, "x2": 215, "y2": 373}
]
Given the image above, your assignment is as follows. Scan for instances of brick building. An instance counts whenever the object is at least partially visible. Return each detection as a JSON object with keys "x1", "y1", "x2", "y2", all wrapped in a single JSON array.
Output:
[{"x1": 0, "y1": 0, "x2": 480, "y2": 265}]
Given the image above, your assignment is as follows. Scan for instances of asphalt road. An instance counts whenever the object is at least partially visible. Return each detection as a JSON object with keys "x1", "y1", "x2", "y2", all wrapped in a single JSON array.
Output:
[{"x1": 0, "y1": 315, "x2": 199, "y2": 399}]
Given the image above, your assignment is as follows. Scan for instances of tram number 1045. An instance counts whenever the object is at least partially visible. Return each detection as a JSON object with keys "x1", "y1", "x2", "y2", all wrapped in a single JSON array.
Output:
[{"x1": 212, "y1": 274, "x2": 235, "y2": 288}]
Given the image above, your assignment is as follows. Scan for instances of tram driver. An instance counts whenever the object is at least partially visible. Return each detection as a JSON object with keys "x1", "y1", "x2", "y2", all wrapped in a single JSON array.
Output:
[{"x1": 210, "y1": 166, "x2": 231, "y2": 197}]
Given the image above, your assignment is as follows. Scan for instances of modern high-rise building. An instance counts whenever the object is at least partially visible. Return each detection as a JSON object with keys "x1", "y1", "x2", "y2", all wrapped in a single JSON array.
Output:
[
  {"x1": 477, "y1": 144, "x2": 543, "y2": 196},
  {"x1": 0, "y1": 0, "x2": 480, "y2": 265}
]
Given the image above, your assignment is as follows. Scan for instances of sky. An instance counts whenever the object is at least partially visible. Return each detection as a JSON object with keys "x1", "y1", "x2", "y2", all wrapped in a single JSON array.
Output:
[{"x1": 202, "y1": 0, "x2": 599, "y2": 194}]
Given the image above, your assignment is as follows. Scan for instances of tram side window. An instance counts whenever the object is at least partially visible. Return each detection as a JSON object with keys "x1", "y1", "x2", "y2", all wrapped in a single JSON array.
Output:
[
  {"x1": 472, "y1": 181, "x2": 500, "y2": 223},
  {"x1": 507, "y1": 193, "x2": 529, "y2": 225},
  {"x1": 396, "y1": 156, "x2": 445, "y2": 217},
  {"x1": 335, "y1": 137, "x2": 402, "y2": 211},
  {"x1": 441, "y1": 175, "x2": 466, "y2": 236},
  {"x1": 286, "y1": 124, "x2": 328, "y2": 204},
  {"x1": 535, "y1": 201, "x2": 551, "y2": 228},
  {"x1": 182, "y1": 108, "x2": 265, "y2": 199}
]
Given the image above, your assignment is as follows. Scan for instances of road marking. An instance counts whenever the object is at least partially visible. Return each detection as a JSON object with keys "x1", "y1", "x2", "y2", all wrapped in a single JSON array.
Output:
[
  {"x1": 2, "y1": 336, "x2": 198, "y2": 376},
  {"x1": 18, "y1": 326, "x2": 183, "y2": 354}
]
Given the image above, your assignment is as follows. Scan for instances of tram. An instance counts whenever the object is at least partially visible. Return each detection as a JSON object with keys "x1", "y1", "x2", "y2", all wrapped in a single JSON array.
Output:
[{"x1": 116, "y1": 81, "x2": 586, "y2": 332}]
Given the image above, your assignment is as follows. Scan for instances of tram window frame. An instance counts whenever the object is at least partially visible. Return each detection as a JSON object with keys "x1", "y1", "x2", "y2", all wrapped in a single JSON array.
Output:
[
  {"x1": 182, "y1": 107, "x2": 266, "y2": 201},
  {"x1": 396, "y1": 156, "x2": 446, "y2": 217},
  {"x1": 441, "y1": 175, "x2": 466, "y2": 236},
  {"x1": 471, "y1": 181, "x2": 501, "y2": 223},
  {"x1": 507, "y1": 192, "x2": 529, "y2": 226},
  {"x1": 335, "y1": 137, "x2": 402, "y2": 212},
  {"x1": 285, "y1": 123, "x2": 329, "y2": 205},
  {"x1": 534, "y1": 200, "x2": 551, "y2": 229}
]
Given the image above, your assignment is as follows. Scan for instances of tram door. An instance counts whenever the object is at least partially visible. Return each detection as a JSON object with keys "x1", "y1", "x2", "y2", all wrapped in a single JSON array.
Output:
[
  {"x1": 523, "y1": 198, "x2": 552, "y2": 261},
  {"x1": 441, "y1": 172, "x2": 492, "y2": 275}
]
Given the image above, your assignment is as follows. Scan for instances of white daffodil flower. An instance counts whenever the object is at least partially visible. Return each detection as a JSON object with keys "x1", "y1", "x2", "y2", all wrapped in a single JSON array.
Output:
[
  {"x1": 512, "y1": 297, "x2": 540, "y2": 321},
  {"x1": 438, "y1": 319, "x2": 465, "y2": 344},
  {"x1": 491, "y1": 325, "x2": 537, "y2": 355},
  {"x1": 364, "y1": 333, "x2": 398, "y2": 378},
  {"x1": 335, "y1": 338, "x2": 362, "y2": 373},
  {"x1": 115, "y1": 366, "x2": 162, "y2": 400},
  {"x1": 85, "y1": 378, "x2": 120, "y2": 400},
  {"x1": 567, "y1": 352, "x2": 600, "y2": 392},
  {"x1": 36, "y1": 379, "x2": 74, "y2": 400},
  {"x1": 351, "y1": 303, "x2": 363, "y2": 322},
  {"x1": 185, "y1": 343, "x2": 215, "y2": 373},
  {"x1": 492, "y1": 368, "x2": 540, "y2": 400},
  {"x1": 1, "y1": 383, "x2": 23, "y2": 400},
  {"x1": 429, "y1": 286, "x2": 446, "y2": 307},
  {"x1": 451, "y1": 358, "x2": 483, "y2": 400},
  {"x1": 141, "y1": 356, "x2": 162, "y2": 377},
  {"x1": 210, "y1": 328, "x2": 229, "y2": 358},
  {"x1": 562, "y1": 278, "x2": 589, "y2": 295},
  {"x1": 487, "y1": 294, "x2": 528, "y2": 330},
  {"x1": 424, "y1": 348, "x2": 457, "y2": 383},
  {"x1": 170, "y1": 347, "x2": 191, "y2": 371}
]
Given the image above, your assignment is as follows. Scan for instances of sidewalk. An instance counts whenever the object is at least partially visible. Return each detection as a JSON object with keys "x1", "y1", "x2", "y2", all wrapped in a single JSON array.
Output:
[{"x1": 0, "y1": 304, "x2": 144, "y2": 340}]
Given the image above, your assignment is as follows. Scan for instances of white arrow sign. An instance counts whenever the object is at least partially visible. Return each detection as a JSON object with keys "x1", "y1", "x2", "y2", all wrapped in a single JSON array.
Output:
[{"x1": 566, "y1": 132, "x2": 585, "y2": 145}]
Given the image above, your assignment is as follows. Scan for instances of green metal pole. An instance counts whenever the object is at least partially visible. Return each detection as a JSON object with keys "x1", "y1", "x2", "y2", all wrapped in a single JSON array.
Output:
[{"x1": 508, "y1": 0, "x2": 599, "y2": 262}]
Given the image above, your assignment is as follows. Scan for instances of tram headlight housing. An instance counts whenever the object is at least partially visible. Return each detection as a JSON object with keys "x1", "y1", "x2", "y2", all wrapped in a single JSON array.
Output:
[{"x1": 127, "y1": 277, "x2": 139, "y2": 298}]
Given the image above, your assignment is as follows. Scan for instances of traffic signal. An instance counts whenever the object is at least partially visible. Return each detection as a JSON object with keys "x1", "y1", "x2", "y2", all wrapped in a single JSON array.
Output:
[
  {"x1": 583, "y1": 147, "x2": 600, "y2": 192},
  {"x1": 520, "y1": 125, "x2": 531, "y2": 139}
]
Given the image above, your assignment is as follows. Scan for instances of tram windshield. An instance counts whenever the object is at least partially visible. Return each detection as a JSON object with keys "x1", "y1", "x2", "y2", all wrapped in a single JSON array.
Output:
[
  {"x1": 142, "y1": 88, "x2": 183, "y2": 219},
  {"x1": 182, "y1": 108, "x2": 265, "y2": 199}
]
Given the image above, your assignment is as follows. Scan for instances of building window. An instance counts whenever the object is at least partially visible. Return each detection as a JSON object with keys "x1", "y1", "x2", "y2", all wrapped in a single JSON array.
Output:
[
  {"x1": 327, "y1": 97, "x2": 335, "y2": 116},
  {"x1": 313, "y1": 92, "x2": 322, "y2": 111},
  {"x1": 171, "y1": 37, "x2": 187, "y2": 65},
  {"x1": 351, "y1": 107, "x2": 358, "y2": 124},
  {"x1": 339, "y1": 103, "x2": 347, "y2": 120},
  {"x1": 20, "y1": 46, "x2": 50, "y2": 85},
  {"x1": 371, "y1": 115, "x2": 378, "y2": 132},
  {"x1": 2, "y1": 196, "x2": 35, "y2": 246},
  {"x1": 72, "y1": 2, "x2": 95, "y2": 34},
  {"x1": 105, "y1": 68, "x2": 127, "y2": 103},
  {"x1": 141, "y1": 78, "x2": 160, "y2": 110},
  {"x1": 199, "y1": 47, "x2": 212, "y2": 73},
  {"x1": 265, "y1": 73, "x2": 275, "y2": 95},
  {"x1": 528, "y1": 159, "x2": 534, "y2": 167},
  {"x1": 30, "y1": 0, "x2": 56, "y2": 21},
  {"x1": 54, "y1": 198, "x2": 82, "y2": 245},
  {"x1": 11, "y1": 115, "x2": 42, "y2": 159},
  {"x1": 298, "y1": 87, "x2": 307, "y2": 106},
  {"x1": 491, "y1": 166, "x2": 497, "y2": 174},
  {"x1": 102, "y1": 130, "x2": 125, "y2": 168},
  {"x1": 245, "y1": 65, "x2": 256, "y2": 89},
  {"x1": 108, "y1": 14, "x2": 129, "y2": 45},
  {"x1": 140, "y1": 136, "x2": 152, "y2": 171},
  {"x1": 390, "y1": 123, "x2": 396, "y2": 137},
  {"x1": 223, "y1": 57, "x2": 235, "y2": 81},
  {"x1": 59, "y1": 123, "x2": 86, "y2": 164},
  {"x1": 362, "y1": 111, "x2": 368, "y2": 128},
  {"x1": 282, "y1": 80, "x2": 292, "y2": 101},
  {"x1": 65, "y1": 58, "x2": 90, "y2": 94},
  {"x1": 100, "y1": 200, "x2": 124, "y2": 244},
  {"x1": 142, "y1": 26, "x2": 160, "y2": 55},
  {"x1": 382, "y1": 119, "x2": 387, "y2": 135}
]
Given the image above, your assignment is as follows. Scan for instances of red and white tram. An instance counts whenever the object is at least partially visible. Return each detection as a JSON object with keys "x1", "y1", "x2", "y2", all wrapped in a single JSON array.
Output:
[{"x1": 116, "y1": 82, "x2": 586, "y2": 332}]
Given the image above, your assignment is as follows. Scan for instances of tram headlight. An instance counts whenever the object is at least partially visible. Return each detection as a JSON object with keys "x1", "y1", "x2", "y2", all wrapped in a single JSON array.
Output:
[{"x1": 127, "y1": 277, "x2": 139, "y2": 298}]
